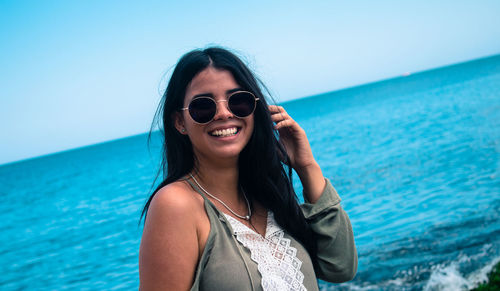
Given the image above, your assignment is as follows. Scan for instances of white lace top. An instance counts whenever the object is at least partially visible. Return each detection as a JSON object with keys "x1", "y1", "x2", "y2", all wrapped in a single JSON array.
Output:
[{"x1": 224, "y1": 212, "x2": 307, "y2": 291}]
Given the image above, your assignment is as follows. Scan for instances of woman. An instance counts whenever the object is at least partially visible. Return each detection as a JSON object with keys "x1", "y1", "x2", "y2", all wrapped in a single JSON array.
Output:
[{"x1": 139, "y1": 47, "x2": 357, "y2": 290}]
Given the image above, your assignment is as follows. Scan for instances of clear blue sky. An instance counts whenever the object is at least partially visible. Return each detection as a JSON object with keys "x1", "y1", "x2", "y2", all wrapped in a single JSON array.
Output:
[{"x1": 1, "y1": 0, "x2": 499, "y2": 165}]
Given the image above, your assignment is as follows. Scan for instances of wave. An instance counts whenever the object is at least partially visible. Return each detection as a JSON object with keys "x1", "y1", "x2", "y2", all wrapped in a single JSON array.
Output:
[
  {"x1": 424, "y1": 254, "x2": 500, "y2": 291},
  {"x1": 320, "y1": 244, "x2": 500, "y2": 291}
]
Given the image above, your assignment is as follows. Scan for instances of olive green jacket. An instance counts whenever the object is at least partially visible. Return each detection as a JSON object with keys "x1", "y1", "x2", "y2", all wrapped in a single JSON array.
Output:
[{"x1": 188, "y1": 178, "x2": 357, "y2": 291}]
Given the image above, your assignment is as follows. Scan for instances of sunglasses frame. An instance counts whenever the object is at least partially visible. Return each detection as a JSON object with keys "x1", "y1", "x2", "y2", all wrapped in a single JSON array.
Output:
[{"x1": 180, "y1": 91, "x2": 260, "y2": 124}]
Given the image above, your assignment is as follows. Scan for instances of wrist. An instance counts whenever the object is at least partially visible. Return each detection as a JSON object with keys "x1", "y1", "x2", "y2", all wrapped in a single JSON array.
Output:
[
  {"x1": 295, "y1": 161, "x2": 321, "y2": 177},
  {"x1": 295, "y1": 162, "x2": 325, "y2": 203}
]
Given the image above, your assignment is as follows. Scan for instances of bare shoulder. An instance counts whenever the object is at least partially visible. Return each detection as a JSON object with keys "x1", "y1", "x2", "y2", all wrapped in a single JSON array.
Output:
[
  {"x1": 142, "y1": 180, "x2": 208, "y2": 248},
  {"x1": 146, "y1": 180, "x2": 205, "y2": 222},
  {"x1": 139, "y1": 180, "x2": 207, "y2": 290}
]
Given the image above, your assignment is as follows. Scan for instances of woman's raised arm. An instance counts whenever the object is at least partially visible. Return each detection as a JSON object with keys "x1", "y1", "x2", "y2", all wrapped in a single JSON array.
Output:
[
  {"x1": 270, "y1": 105, "x2": 358, "y2": 281},
  {"x1": 269, "y1": 105, "x2": 325, "y2": 202}
]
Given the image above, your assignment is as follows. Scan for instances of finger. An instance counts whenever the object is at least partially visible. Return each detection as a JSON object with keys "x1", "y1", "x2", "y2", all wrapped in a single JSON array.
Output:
[
  {"x1": 274, "y1": 119, "x2": 299, "y2": 130},
  {"x1": 270, "y1": 110, "x2": 291, "y2": 123},
  {"x1": 269, "y1": 105, "x2": 292, "y2": 125},
  {"x1": 268, "y1": 105, "x2": 287, "y2": 114},
  {"x1": 268, "y1": 105, "x2": 301, "y2": 132}
]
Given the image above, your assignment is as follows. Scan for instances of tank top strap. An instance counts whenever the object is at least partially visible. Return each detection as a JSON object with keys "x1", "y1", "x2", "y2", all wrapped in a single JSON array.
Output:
[
  {"x1": 181, "y1": 176, "x2": 226, "y2": 222},
  {"x1": 181, "y1": 176, "x2": 211, "y2": 202}
]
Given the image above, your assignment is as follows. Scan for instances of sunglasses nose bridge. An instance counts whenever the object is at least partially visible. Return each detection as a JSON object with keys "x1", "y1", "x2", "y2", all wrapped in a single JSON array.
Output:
[{"x1": 213, "y1": 99, "x2": 233, "y2": 119}]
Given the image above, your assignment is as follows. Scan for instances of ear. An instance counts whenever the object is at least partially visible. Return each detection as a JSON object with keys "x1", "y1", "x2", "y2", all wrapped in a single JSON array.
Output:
[{"x1": 173, "y1": 112, "x2": 187, "y2": 135}]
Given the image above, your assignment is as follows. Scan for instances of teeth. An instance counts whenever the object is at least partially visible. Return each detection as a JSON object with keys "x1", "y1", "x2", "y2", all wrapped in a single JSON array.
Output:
[{"x1": 211, "y1": 127, "x2": 238, "y2": 137}]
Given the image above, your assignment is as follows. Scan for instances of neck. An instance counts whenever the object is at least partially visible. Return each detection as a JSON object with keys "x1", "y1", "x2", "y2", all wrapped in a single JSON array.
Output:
[{"x1": 192, "y1": 156, "x2": 240, "y2": 201}]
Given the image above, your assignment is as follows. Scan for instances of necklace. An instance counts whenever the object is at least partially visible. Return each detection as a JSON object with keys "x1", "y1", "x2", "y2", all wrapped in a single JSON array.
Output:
[{"x1": 189, "y1": 173, "x2": 251, "y2": 220}]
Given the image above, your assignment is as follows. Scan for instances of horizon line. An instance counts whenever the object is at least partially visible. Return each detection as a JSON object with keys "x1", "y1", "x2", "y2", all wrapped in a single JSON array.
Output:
[{"x1": 2, "y1": 53, "x2": 499, "y2": 167}]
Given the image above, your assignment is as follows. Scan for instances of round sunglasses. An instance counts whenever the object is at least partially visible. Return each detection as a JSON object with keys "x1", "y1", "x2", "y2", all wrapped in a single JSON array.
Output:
[{"x1": 181, "y1": 91, "x2": 259, "y2": 124}]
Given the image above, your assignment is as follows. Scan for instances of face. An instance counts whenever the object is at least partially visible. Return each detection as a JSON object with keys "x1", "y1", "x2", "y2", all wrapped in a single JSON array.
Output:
[{"x1": 175, "y1": 66, "x2": 255, "y2": 163}]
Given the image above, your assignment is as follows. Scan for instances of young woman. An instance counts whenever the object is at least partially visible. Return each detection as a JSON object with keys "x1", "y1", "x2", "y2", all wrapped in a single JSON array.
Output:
[{"x1": 139, "y1": 47, "x2": 357, "y2": 290}]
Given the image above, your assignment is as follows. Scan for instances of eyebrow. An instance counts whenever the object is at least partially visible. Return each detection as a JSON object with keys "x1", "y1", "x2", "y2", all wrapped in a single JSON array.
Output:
[{"x1": 191, "y1": 88, "x2": 244, "y2": 99}]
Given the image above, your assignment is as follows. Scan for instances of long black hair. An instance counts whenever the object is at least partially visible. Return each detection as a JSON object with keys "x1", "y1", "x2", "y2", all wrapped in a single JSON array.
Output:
[{"x1": 141, "y1": 47, "x2": 316, "y2": 260}]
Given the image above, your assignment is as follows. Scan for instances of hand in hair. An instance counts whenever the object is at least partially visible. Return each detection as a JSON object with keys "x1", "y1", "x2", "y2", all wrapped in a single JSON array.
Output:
[{"x1": 269, "y1": 105, "x2": 326, "y2": 203}]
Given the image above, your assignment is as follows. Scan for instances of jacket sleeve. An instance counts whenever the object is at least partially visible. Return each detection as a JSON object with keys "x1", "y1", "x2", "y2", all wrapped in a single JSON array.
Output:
[{"x1": 300, "y1": 178, "x2": 358, "y2": 282}]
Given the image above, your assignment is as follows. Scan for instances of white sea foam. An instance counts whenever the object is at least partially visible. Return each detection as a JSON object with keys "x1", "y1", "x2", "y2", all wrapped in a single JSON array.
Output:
[
  {"x1": 319, "y1": 247, "x2": 500, "y2": 291},
  {"x1": 424, "y1": 263, "x2": 471, "y2": 291},
  {"x1": 423, "y1": 254, "x2": 500, "y2": 291},
  {"x1": 467, "y1": 257, "x2": 500, "y2": 288}
]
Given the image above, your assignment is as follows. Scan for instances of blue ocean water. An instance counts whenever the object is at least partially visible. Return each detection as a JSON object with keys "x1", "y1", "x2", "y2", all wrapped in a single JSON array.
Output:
[{"x1": 1, "y1": 55, "x2": 499, "y2": 290}]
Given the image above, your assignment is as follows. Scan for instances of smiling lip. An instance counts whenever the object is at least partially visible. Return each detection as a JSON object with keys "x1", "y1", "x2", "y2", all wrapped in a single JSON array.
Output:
[{"x1": 209, "y1": 126, "x2": 240, "y2": 137}]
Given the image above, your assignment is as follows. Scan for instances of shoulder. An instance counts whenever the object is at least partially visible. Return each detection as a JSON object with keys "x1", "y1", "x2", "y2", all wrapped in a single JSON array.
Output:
[
  {"x1": 147, "y1": 180, "x2": 205, "y2": 220},
  {"x1": 143, "y1": 180, "x2": 210, "y2": 249},
  {"x1": 139, "y1": 180, "x2": 208, "y2": 290},
  {"x1": 143, "y1": 180, "x2": 206, "y2": 239},
  {"x1": 141, "y1": 179, "x2": 210, "y2": 256}
]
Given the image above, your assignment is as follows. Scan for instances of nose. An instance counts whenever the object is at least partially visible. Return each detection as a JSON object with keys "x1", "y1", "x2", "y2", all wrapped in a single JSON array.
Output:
[{"x1": 212, "y1": 99, "x2": 233, "y2": 120}]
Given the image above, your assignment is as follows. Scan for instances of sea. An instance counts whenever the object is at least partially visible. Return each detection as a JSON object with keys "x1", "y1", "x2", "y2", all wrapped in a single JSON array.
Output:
[{"x1": 1, "y1": 55, "x2": 499, "y2": 290}]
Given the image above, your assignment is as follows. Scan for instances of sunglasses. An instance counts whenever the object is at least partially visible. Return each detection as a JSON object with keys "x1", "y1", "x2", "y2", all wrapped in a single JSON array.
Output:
[{"x1": 181, "y1": 91, "x2": 259, "y2": 124}]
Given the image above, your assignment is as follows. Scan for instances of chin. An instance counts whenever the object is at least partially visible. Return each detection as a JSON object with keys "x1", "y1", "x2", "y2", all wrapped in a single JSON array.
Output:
[
  {"x1": 193, "y1": 144, "x2": 245, "y2": 162},
  {"x1": 212, "y1": 147, "x2": 245, "y2": 159}
]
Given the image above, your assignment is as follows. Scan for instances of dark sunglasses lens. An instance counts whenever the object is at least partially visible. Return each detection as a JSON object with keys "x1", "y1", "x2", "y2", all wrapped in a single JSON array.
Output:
[
  {"x1": 229, "y1": 92, "x2": 256, "y2": 117},
  {"x1": 189, "y1": 98, "x2": 216, "y2": 123}
]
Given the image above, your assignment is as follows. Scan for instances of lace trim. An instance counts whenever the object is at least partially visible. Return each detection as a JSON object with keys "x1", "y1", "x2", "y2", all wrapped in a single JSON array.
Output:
[{"x1": 224, "y1": 212, "x2": 307, "y2": 291}]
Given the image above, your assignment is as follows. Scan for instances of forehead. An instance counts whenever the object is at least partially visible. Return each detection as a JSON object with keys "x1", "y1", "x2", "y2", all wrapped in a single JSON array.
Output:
[{"x1": 185, "y1": 67, "x2": 239, "y2": 100}]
